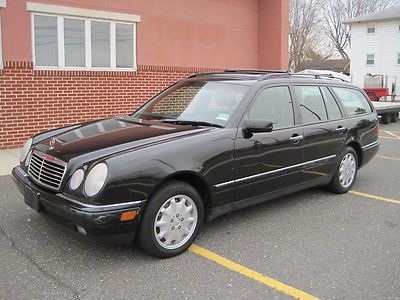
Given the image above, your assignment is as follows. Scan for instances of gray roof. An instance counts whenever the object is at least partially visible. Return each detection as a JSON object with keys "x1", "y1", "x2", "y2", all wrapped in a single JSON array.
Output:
[{"x1": 343, "y1": 5, "x2": 400, "y2": 24}]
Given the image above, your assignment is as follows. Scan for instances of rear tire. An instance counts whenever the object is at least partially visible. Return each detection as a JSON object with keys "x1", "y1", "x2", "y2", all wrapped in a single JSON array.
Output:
[
  {"x1": 391, "y1": 112, "x2": 399, "y2": 123},
  {"x1": 326, "y1": 147, "x2": 358, "y2": 194},
  {"x1": 137, "y1": 180, "x2": 204, "y2": 258},
  {"x1": 381, "y1": 113, "x2": 391, "y2": 124}
]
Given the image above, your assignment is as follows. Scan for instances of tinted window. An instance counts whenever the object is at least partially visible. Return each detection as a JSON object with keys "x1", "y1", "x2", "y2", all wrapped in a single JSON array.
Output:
[
  {"x1": 134, "y1": 80, "x2": 252, "y2": 126},
  {"x1": 332, "y1": 87, "x2": 372, "y2": 116},
  {"x1": 248, "y1": 86, "x2": 294, "y2": 129},
  {"x1": 320, "y1": 87, "x2": 342, "y2": 120},
  {"x1": 294, "y1": 86, "x2": 328, "y2": 124}
]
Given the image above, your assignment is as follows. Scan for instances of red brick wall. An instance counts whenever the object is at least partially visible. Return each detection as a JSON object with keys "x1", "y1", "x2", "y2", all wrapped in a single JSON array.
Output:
[{"x1": 0, "y1": 62, "x2": 219, "y2": 149}]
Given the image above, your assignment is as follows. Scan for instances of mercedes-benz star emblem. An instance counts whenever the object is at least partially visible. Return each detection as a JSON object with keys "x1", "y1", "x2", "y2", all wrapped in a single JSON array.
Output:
[{"x1": 49, "y1": 138, "x2": 56, "y2": 150}]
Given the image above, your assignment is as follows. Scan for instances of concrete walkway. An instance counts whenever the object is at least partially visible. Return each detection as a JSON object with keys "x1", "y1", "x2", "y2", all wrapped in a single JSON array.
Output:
[{"x1": 0, "y1": 148, "x2": 21, "y2": 176}]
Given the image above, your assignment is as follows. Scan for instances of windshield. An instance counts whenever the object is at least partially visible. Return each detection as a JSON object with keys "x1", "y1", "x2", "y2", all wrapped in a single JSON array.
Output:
[{"x1": 132, "y1": 80, "x2": 253, "y2": 127}]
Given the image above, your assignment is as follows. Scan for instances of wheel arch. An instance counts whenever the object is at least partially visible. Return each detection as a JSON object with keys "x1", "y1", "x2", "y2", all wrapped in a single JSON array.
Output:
[
  {"x1": 150, "y1": 171, "x2": 212, "y2": 222},
  {"x1": 346, "y1": 140, "x2": 363, "y2": 167}
]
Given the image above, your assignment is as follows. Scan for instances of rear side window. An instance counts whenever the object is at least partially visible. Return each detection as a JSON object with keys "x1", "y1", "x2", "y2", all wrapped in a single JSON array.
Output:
[
  {"x1": 248, "y1": 86, "x2": 294, "y2": 129},
  {"x1": 332, "y1": 87, "x2": 372, "y2": 116},
  {"x1": 294, "y1": 86, "x2": 328, "y2": 124},
  {"x1": 320, "y1": 87, "x2": 342, "y2": 120}
]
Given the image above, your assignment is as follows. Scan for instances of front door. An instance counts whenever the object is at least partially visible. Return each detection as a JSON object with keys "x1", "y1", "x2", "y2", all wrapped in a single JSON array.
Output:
[{"x1": 234, "y1": 85, "x2": 304, "y2": 203}]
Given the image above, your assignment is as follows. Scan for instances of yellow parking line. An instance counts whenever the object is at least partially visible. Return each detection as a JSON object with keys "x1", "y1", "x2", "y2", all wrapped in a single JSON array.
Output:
[
  {"x1": 189, "y1": 244, "x2": 320, "y2": 300},
  {"x1": 349, "y1": 190, "x2": 400, "y2": 205},
  {"x1": 381, "y1": 129, "x2": 400, "y2": 134},
  {"x1": 378, "y1": 136, "x2": 398, "y2": 140},
  {"x1": 381, "y1": 130, "x2": 400, "y2": 140},
  {"x1": 377, "y1": 155, "x2": 400, "y2": 161}
]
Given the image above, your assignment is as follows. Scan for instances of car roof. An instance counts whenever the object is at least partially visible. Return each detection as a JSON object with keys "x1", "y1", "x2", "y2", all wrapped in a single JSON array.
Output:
[{"x1": 187, "y1": 70, "x2": 354, "y2": 87}]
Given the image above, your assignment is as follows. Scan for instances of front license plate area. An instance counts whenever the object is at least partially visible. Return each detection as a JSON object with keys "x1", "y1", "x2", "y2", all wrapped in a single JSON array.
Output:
[{"x1": 25, "y1": 187, "x2": 44, "y2": 212}]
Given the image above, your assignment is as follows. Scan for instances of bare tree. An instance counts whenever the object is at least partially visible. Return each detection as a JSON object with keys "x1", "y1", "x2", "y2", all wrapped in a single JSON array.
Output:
[
  {"x1": 289, "y1": 0, "x2": 321, "y2": 71},
  {"x1": 322, "y1": 0, "x2": 400, "y2": 60}
]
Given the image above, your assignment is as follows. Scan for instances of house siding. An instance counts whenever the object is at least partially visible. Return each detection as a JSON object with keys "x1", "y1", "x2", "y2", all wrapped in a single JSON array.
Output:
[{"x1": 350, "y1": 19, "x2": 400, "y2": 97}]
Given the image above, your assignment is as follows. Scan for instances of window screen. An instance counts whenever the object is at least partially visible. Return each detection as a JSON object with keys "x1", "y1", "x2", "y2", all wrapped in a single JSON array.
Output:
[
  {"x1": 91, "y1": 21, "x2": 110, "y2": 67},
  {"x1": 248, "y1": 86, "x2": 294, "y2": 129},
  {"x1": 116, "y1": 23, "x2": 134, "y2": 68},
  {"x1": 367, "y1": 26, "x2": 375, "y2": 33},
  {"x1": 367, "y1": 54, "x2": 375, "y2": 65},
  {"x1": 64, "y1": 18, "x2": 85, "y2": 67},
  {"x1": 332, "y1": 87, "x2": 372, "y2": 116},
  {"x1": 294, "y1": 86, "x2": 328, "y2": 124},
  {"x1": 320, "y1": 87, "x2": 342, "y2": 120},
  {"x1": 34, "y1": 15, "x2": 58, "y2": 67}
]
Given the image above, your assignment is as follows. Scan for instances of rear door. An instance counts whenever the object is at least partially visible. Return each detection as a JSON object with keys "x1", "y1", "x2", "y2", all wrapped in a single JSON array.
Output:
[
  {"x1": 293, "y1": 85, "x2": 347, "y2": 182},
  {"x1": 233, "y1": 85, "x2": 304, "y2": 203}
]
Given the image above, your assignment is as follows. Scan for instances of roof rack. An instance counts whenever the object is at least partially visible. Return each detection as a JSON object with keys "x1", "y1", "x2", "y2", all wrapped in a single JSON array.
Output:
[
  {"x1": 259, "y1": 72, "x2": 349, "y2": 82},
  {"x1": 223, "y1": 69, "x2": 289, "y2": 74},
  {"x1": 187, "y1": 69, "x2": 289, "y2": 79},
  {"x1": 188, "y1": 70, "x2": 349, "y2": 82},
  {"x1": 290, "y1": 73, "x2": 349, "y2": 82}
]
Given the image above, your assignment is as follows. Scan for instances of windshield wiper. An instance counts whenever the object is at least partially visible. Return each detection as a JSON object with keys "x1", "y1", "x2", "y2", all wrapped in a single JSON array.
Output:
[{"x1": 161, "y1": 119, "x2": 224, "y2": 128}]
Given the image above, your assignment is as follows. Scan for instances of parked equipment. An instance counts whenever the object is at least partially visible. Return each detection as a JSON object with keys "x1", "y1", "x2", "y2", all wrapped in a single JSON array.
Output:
[{"x1": 363, "y1": 74, "x2": 399, "y2": 123}]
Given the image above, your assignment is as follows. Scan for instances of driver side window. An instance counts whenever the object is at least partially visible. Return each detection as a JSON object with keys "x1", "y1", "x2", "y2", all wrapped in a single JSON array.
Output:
[{"x1": 247, "y1": 86, "x2": 294, "y2": 130}]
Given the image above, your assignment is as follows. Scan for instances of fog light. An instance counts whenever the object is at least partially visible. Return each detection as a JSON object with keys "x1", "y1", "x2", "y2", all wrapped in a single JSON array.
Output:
[
  {"x1": 120, "y1": 210, "x2": 137, "y2": 221},
  {"x1": 76, "y1": 225, "x2": 87, "y2": 235}
]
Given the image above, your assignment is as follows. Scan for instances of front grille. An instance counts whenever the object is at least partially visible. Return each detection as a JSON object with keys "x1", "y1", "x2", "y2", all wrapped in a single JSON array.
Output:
[{"x1": 28, "y1": 150, "x2": 67, "y2": 190}]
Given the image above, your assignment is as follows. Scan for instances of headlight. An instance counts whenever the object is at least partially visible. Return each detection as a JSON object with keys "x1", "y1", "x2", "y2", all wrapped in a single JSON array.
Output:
[
  {"x1": 20, "y1": 138, "x2": 32, "y2": 162},
  {"x1": 84, "y1": 163, "x2": 108, "y2": 197},
  {"x1": 69, "y1": 169, "x2": 84, "y2": 190}
]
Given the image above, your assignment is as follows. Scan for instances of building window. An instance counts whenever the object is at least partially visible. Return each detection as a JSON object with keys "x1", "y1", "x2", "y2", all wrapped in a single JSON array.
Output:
[
  {"x1": 32, "y1": 14, "x2": 137, "y2": 70},
  {"x1": 366, "y1": 54, "x2": 375, "y2": 65},
  {"x1": 0, "y1": 14, "x2": 3, "y2": 69},
  {"x1": 398, "y1": 53, "x2": 400, "y2": 65},
  {"x1": 367, "y1": 25, "x2": 376, "y2": 34},
  {"x1": 64, "y1": 18, "x2": 85, "y2": 67}
]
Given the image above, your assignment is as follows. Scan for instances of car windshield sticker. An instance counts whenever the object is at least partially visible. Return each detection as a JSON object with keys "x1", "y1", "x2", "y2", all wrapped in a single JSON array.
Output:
[{"x1": 216, "y1": 113, "x2": 230, "y2": 121}]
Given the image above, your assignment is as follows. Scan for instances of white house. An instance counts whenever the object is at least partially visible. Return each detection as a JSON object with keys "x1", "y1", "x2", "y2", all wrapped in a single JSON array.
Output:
[{"x1": 344, "y1": 6, "x2": 400, "y2": 98}]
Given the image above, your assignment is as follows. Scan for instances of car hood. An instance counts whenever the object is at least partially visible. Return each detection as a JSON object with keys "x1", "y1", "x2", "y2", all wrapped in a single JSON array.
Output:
[{"x1": 33, "y1": 117, "x2": 212, "y2": 163}]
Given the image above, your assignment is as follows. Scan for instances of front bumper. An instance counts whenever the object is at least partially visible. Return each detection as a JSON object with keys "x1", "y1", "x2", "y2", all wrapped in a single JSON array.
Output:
[{"x1": 12, "y1": 166, "x2": 146, "y2": 244}]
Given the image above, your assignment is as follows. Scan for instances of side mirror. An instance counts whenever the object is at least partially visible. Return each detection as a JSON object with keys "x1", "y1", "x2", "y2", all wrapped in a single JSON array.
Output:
[{"x1": 243, "y1": 119, "x2": 273, "y2": 134}]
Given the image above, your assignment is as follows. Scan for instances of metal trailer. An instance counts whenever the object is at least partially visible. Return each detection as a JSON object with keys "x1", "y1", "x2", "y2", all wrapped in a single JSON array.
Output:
[{"x1": 372, "y1": 101, "x2": 400, "y2": 124}]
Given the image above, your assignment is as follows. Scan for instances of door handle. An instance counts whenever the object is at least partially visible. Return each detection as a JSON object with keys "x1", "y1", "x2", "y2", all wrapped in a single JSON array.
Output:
[
  {"x1": 335, "y1": 126, "x2": 347, "y2": 134},
  {"x1": 290, "y1": 134, "x2": 304, "y2": 143}
]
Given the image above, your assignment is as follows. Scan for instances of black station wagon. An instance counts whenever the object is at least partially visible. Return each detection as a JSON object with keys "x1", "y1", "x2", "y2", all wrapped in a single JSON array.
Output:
[{"x1": 13, "y1": 70, "x2": 379, "y2": 257}]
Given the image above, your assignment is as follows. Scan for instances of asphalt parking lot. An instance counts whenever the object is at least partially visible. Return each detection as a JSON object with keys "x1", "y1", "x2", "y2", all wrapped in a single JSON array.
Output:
[{"x1": 1, "y1": 123, "x2": 399, "y2": 300}]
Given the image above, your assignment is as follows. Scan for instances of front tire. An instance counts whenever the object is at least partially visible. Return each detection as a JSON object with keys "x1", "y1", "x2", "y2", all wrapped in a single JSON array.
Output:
[
  {"x1": 137, "y1": 180, "x2": 204, "y2": 258},
  {"x1": 327, "y1": 147, "x2": 358, "y2": 194}
]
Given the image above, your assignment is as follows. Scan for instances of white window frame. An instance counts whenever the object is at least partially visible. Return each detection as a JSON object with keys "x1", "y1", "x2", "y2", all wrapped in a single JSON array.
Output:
[
  {"x1": 367, "y1": 24, "x2": 376, "y2": 34},
  {"x1": 29, "y1": 4, "x2": 139, "y2": 71},
  {"x1": 0, "y1": 14, "x2": 3, "y2": 69},
  {"x1": 366, "y1": 54, "x2": 375, "y2": 66},
  {"x1": 0, "y1": 0, "x2": 6, "y2": 69}
]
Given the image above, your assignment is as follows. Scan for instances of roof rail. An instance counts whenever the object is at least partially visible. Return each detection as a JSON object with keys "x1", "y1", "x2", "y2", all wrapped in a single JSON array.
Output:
[
  {"x1": 187, "y1": 70, "x2": 349, "y2": 82},
  {"x1": 187, "y1": 72, "x2": 228, "y2": 78},
  {"x1": 290, "y1": 73, "x2": 349, "y2": 82},
  {"x1": 224, "y1": 69, "x2": 289, "y2": 74},
  {"x1": 259, "y1": 72, "x2": 349, "y2": 82}
]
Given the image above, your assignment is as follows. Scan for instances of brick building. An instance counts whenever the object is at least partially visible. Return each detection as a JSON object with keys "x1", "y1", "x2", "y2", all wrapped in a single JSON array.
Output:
[{"x1": 0, "y1": 0, "x2": 289, "y2": 149}]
